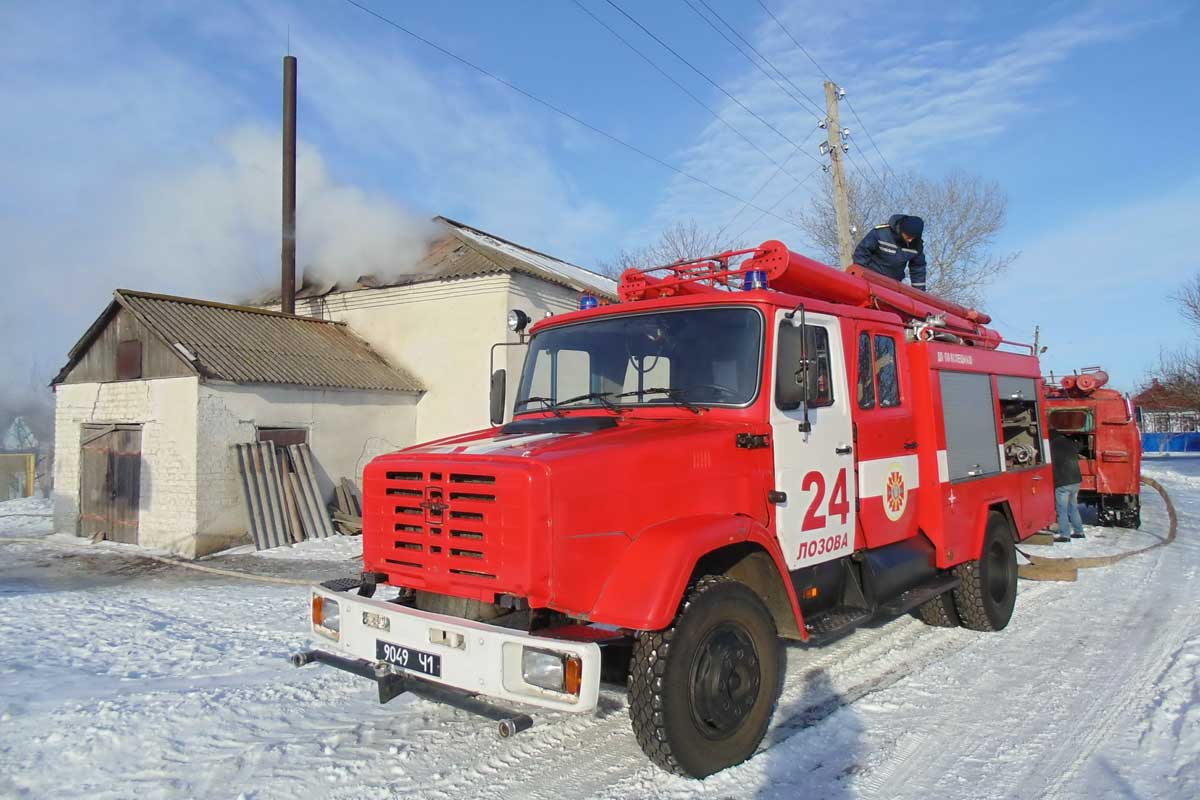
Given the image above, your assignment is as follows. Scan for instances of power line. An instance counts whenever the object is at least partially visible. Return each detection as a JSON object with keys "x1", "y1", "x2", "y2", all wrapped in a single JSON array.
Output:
[
  {"x1": 571, "y1": 0, "x2": 814, "y2": 191},
  {"x1": 844, "y1": 140, "x2": 888, "y2": 196},
  {"x1": 756, "y1": 0, "x2": 897, "y2": 181},
  {"x1": 340, "y1": 0, "x2": 806, "y2": 231},
  {"x1": 843, "y1": 96, "x2": 897, "y2": 179},
  {"x1": 718, "y1": 124, "x2": 821, "y2": 238},
  {"x1": 734, "y1": 163, "x2": 823, "y2": 242},
  {"x1": 603, "y1": 0, "x2": 821, "y2": 165},
  {"x1": 718, "y1": 150, "x2": 798, "y2": 238},
  {"x1": 686, "y1": 0, "x2": 824, "y2": 119},
  {"x1": 755, "y1": 0, "x2": 834, "y2": 81}
]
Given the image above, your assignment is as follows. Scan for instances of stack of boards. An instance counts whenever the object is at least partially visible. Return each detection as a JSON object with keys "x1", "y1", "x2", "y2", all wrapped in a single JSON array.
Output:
[
  {"x1": 233, "y1": 442, "x2": 363, "y2": 550},
  {"x1": 332, "y1": 478, "x2": 364, "y2": 536}
]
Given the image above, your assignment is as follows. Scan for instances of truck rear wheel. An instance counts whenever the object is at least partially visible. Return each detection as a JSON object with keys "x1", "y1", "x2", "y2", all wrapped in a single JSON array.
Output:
[
  {"x1": 1118, "y1": 495, "x2": 1141, "y2": 529},
  {"x1": 628, "y1": 576, "x2": 781, "y2": 778},
  {"x1": 952, "y1": 512, "x2": 1017, "y2": 632},
  {"x1": 914, "y1": 591, "x2": 960, "y2": 627}
]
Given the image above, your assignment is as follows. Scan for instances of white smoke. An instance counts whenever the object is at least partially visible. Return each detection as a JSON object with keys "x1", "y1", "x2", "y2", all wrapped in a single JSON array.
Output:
[
  {"x1": 123, "y1": 125, "x2": 437, "y2": 299},
  {"x1": 0, "y1": 124, "x2": 437, "y2": 453}
]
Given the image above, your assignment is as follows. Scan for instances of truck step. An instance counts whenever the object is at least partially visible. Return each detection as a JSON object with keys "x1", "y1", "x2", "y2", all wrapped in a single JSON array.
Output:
[
  {"x1": 804, "y1": 605, "x2": 874, "y2": 643},
  {"x1": 803, "y1": 573, "x2": 962, "y2": 644},
  {"x1": 877, "y1": 573, "x2": 961, "y2": 617}
]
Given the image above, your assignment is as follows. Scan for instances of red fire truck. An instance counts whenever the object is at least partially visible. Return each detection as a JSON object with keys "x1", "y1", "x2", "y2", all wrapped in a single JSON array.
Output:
[
  {"x1": 294, "y1": 242, "x2": 1055, "y2": 777},
  {"x1": 1045, "y1": 368, "x2": 1142, "y2": 528}
]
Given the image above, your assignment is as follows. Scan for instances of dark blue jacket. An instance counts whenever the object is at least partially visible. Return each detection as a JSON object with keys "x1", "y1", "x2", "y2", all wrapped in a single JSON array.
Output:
[{"x1": 852, "y1": 215, "x2": 927, "y2": 290}]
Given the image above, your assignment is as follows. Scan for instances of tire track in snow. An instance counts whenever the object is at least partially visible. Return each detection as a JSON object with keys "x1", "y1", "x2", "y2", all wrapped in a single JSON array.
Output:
[
  {"x1": 450, "y1": 581, "x2": 1065, "y2": 800},
  {"x1": 861, "y1": 491, "x2": 1183, "y2": 800}
]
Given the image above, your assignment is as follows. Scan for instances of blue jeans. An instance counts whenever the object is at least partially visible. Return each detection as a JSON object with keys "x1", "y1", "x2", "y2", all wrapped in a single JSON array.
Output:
[{"x1": 1055, "y1": 483, "x2": 1084, "y2": 536}]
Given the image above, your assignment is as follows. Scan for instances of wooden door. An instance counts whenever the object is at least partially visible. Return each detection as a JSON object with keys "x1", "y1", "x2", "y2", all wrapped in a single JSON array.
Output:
[{"x1": 79, "y1": 424, "x2": 142, "y2": 544}]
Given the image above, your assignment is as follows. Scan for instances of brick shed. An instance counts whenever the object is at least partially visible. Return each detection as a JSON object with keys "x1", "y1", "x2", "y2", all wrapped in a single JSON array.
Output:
[{"x1": 51, "y1": 290, "x2": 422, "y2": 557}]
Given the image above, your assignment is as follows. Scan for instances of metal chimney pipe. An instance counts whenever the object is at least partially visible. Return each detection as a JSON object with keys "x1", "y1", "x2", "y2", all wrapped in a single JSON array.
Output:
[{"x1": 281, "y1": 55, "x2": 297, "y2": 315}]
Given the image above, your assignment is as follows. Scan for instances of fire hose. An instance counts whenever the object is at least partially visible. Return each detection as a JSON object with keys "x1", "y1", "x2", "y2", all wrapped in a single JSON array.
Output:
[
  {"x1": 0, "y1": 535, "x2": 313, "y2": 586},
  {"x1": 2, "y1": 478, "x2": 1178, "y2": 587},
  {"x1": 1017, "y1": 475, "x2": 1178, "y2": 582}
]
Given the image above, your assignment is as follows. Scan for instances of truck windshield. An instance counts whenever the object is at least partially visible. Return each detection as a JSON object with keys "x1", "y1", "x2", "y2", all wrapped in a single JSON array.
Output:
[
  {"x1": 1049, "y1": 408, "x2": 1093, "y2": 433},
  {"x1": 515, "y1": 307, "x2": 763, "y2": 411}
]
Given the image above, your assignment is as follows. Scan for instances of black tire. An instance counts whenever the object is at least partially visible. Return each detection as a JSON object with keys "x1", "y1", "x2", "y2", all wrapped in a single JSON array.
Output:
[
  {"x1": 914, "y1": 591, "x2": 960, "y2": 627},
  {"x1": 952, "y1": 511, "x2": 1018, "y2": 632},
  {"x1": 1118, "y1": 496, "x2": 1142, "y2": 529},
  {"x1": 627, "y1": 576, "x2": 781, "y2": 778}
]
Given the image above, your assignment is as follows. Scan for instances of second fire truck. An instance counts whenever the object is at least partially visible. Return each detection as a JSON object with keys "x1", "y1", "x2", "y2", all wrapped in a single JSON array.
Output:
[
  {"x1": 1045, "y1": 368, "x2": 1142, "y2": 528},
  {"x1": 295, "y1": 242, "x2": 1056, "y2": 777}
]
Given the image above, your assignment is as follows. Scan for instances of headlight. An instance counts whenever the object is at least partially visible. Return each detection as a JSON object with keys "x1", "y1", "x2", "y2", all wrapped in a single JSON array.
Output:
[
  {"x1": 312, "y1": 594, "x2": 340, "y2": 639},
  {"x1": 521, "y1": 648, "x2": 582, "y2": 695},
  {"x1": 507, "y1": 309, "x2": 530, "y2": 333}
]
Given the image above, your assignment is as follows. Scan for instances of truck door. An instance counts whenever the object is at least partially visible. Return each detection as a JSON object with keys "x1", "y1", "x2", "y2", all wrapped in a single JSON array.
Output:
[
  {"x1": 852, "y1": 323, "x2": 920, "y2": 548},
  {"x1": 770, "y1": 310, "x2": 856, "y2": 570}
]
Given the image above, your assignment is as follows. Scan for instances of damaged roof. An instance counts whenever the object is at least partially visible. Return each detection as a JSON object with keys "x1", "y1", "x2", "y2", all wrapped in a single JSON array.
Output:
[
  {"x1": 54, "y1": 290, "x2": 423, "y2": 393},
  {"x1": 271, "y1": 216, "x2": 618, "y2": 302}
]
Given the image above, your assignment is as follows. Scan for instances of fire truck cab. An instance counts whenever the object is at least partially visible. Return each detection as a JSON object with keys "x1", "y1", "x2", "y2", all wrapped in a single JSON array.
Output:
[{"x1": 296, "y1": 242, "x2": 1055, "y2": 777}]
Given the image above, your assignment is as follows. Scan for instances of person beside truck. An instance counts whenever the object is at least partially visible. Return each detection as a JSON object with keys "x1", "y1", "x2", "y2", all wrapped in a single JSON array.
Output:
[{"x1": 1050, "y1": 428, "x2": 1086, "y2": 542}]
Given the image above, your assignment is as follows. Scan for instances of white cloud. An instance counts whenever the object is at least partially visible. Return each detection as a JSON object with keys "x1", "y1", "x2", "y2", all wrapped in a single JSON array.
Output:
[
  {"x1": 987, "y1": 174, "x2": 1200, "y2": 389},
  {"x1": 0, "y1": 0, "x2": 616, "y2": 404},
  {"x1": 640, "y1": 0, "x2": 1161, "y2": 249},
  {"x1": 121, "y1": 126, "x2": 435, "y2": 297}
]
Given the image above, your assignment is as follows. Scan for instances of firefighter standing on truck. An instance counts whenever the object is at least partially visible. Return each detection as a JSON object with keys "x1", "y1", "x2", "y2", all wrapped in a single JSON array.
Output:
[{"x1": 853, "y1": 214, "x2": 927, "y2": 291}]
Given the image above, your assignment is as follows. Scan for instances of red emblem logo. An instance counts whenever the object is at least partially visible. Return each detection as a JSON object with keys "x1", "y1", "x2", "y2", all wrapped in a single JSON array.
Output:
[{"x1": 884, "y1": 468, "x2": 907, "y2": 521}]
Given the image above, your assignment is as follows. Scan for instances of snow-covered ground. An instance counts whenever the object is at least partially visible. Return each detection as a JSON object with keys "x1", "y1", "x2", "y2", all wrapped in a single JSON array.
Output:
[
  {"x1": 1, "y1": 462, "x2": 1197, "y2": 799},
  {"x1": 0, "y1": 495, "x2": 52, "y2": 537}
]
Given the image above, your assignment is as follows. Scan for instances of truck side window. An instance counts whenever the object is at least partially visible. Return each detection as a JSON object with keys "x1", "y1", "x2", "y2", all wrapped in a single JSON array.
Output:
[
  {"x1": 857, "y1": 333, "x2": 875, "y2": 409},
  {"x1": 809, "y1": 327, "x2": 834, "y2": 407},
  {"x1": 874, "y1": 335, "x2": 900, "y2": 407}
]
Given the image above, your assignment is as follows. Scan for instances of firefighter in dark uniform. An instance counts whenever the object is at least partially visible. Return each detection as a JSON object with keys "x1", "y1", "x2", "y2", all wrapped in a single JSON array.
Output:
[{"x1": 852, "y1": 214, "x2": 927, "y2": 291}]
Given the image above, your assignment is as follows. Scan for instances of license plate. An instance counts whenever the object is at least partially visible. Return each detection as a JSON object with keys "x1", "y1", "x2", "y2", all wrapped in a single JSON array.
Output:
[{"x1": 376, "y1": 639, "x2": 442, "y2": 678}]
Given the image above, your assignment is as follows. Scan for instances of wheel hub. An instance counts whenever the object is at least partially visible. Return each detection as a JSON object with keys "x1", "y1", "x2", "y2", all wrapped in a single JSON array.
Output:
[{"x1": 689, "y1": 623, "x2": 761, "y2": 738}]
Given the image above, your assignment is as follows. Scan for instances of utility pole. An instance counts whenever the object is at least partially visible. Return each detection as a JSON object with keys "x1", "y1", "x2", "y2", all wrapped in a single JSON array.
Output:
[
  {"x1": 1033, "y1": 325, "x2": 1041, "y2": 353},
  {"x1": 281, "y1": 55, "x2": 297, "y2": 315},
  {"x1": 823, "y1": 80, "x2": 853, "y2": 269}
]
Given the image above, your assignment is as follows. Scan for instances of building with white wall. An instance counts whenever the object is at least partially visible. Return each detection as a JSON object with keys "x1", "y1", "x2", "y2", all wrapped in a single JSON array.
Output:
[
  {"x1": 289, "y1": 217, "x2": 617, "y2": 441},
  {"x1": 52, "y1": 290, "x2": 421, "y2": 557},
  {"x1": 51, "y1": 217, "x2": 615, "y2": 556}
]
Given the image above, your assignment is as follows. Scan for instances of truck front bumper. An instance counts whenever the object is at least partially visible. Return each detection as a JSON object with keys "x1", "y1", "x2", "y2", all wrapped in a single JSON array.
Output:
[{"x1": 299, "y1": 584, "x2": 602, "y2": 713}]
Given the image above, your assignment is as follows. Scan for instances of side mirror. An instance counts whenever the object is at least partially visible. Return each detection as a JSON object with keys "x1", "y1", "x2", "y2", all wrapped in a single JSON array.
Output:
[
  {"x1": 775, "y1": 323, "x2": 810, "y2": 411},
  {"x1": 489, "y1": 369, "x2": 507, "y2": 426},
  {"x1": 776, "y1": 319, "x2": 829, "y2": 415}
]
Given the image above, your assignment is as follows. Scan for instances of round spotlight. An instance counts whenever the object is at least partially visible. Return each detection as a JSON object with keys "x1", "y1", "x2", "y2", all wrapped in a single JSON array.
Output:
[{"x1": 507, "y1": 309, "x2": 531, "y2": 333}]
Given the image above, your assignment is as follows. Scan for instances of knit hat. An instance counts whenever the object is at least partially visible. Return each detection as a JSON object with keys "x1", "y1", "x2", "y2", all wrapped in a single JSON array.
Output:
[{"x1": 897, "y1": 216, "x2": 924, "y2": 239}]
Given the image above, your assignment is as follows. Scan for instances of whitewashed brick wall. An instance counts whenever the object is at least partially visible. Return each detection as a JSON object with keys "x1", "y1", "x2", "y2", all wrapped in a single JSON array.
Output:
[
  {"x1": 196, "y1": 384, "x2": 420, "y2": 548},
  {"x1": 53, "y1": 378, "x2": 200, "y2": 554}
]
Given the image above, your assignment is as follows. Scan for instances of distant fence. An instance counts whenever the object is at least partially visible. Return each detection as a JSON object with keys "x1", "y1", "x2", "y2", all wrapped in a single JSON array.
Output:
[
  {"x1": 1142, "y1": 432, "x2": 1200, "y2": 454},
  {"x1": 0, "y1": 453, "x2": 36, "y2": 501}
]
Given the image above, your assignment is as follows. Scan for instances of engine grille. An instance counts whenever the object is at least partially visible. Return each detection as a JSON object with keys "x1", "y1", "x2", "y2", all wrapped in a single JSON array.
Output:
[{"x1": 371, "y1": 466, "x2": 509, "y2": 589}]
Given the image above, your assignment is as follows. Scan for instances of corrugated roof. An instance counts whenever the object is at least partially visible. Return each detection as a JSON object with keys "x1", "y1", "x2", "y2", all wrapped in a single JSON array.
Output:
[
  {"x1": 267, "y1": 216, "x2": 618, "y2": 303},
  {"x1": 55, "y1": 291, "x2": 422, "y2": 393},
  {"x1": 437, "y1": 217, "x2": 618, "y2": 298}
]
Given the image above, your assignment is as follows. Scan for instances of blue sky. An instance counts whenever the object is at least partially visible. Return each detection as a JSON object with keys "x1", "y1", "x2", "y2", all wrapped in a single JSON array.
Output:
[{"x1": 2, "y1": 0, "x2": 1197, "y2": 394}]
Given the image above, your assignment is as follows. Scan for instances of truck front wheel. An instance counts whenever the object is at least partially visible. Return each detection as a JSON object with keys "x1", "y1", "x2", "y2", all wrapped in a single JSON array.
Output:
[
  {"x1": 952, "y1": 511, "x2": 1018, "y2": 631},
  {"x1": 628, "y1": 576, "x2": 781, "y2": 778}
]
